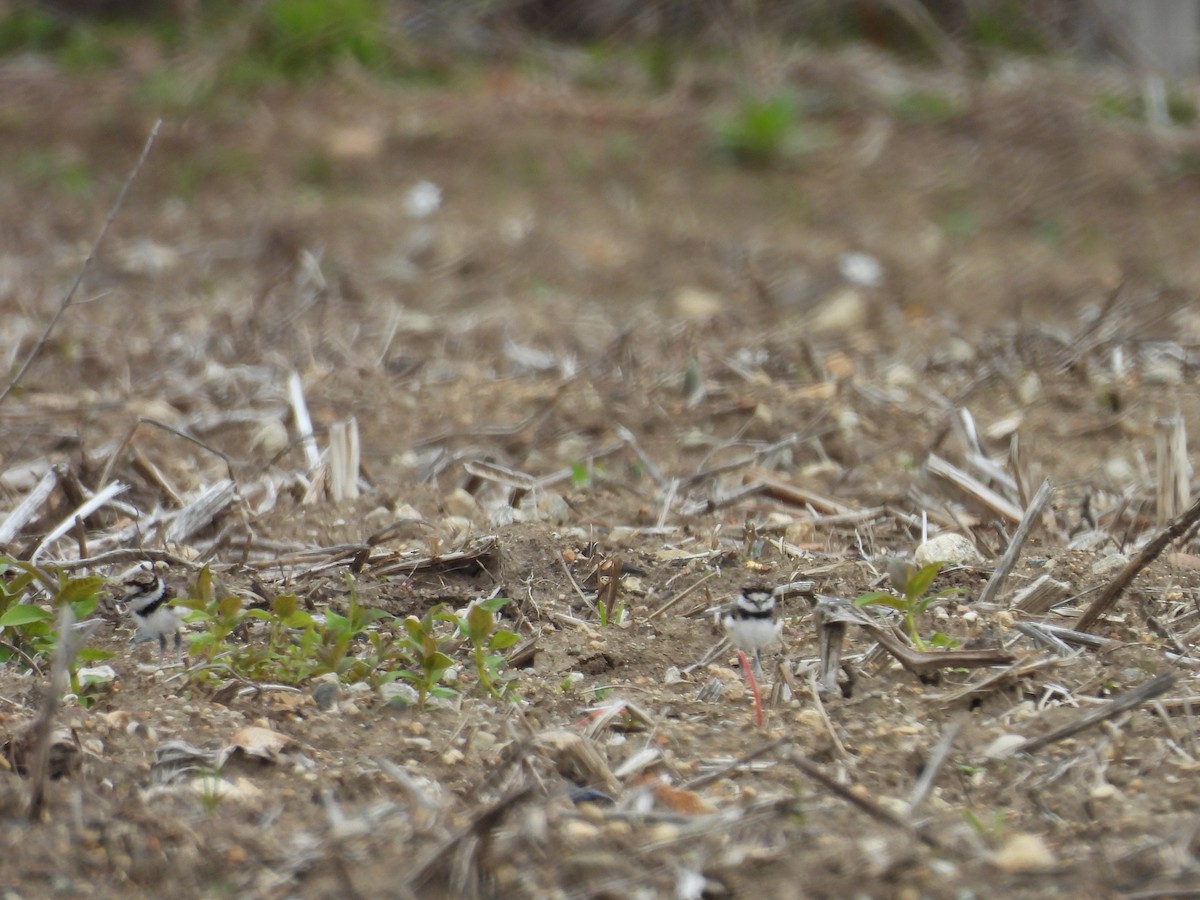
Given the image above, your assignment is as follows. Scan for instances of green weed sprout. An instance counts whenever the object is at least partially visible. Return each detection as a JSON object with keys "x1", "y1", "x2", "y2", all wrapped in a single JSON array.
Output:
[
  {"x1": 448, "y1": 598, "x2": 519, "y2": 698},
  {"x1": 0, "y1": 557, "x2": 113, "y2": 672},
  {"x1": 393, "y1": 606, "x2": 457, "y2": 708},
  {"x1": 854, "y1": 559, "x2": 963, "y2": 651}
]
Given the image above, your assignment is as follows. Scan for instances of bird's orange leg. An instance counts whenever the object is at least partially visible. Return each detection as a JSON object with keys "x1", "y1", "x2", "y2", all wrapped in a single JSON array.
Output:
[{"x1": 737, "y1": 649, "x2": 765, "y2": 727}]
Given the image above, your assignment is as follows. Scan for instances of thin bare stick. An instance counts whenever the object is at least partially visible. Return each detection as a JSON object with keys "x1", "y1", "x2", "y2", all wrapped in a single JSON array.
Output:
[
  {"x1": 927, "y1": 453, "x2": 1023, "y2": 523},
  {"x1": 648, "y1": 571, "x2": 719, "y2": 621},
  {"x1": 979, "y1": 478, "x2": 1053, "y2": 606},
  {"x1": 557, "y1": 552, "x2": 597, "y2": 615},
  {"x1": 681, "y1": 735, "x2": 788, "y2": 791},
  {"x1": 288, "y1": 371, "x2": 322, "y2": 470},
  {"x1": 27, "y1": 607, "x2": 94, "y2": 819},
  {"x1": 0, "y1": 119, "x2": 162, "y2": 407},
  {"x1": 907, "y1": 709, "x2": 968, "y2": 816},
  {"x1": 1013, "y1": 673, "x2": 1177, "y2": 754},
  {"x1": 808, "y1": 673, "x2": 850, "y2": 760},
  {"x1": 55, "y1": 548, "x2": 202, "y2": 572},
  {"x1": 784, "y1": 748, "x2": 942, "y2": 848},
  {"x1": 1077, "y1": 493, "x2": 1200, "y2": 632},
  {"x1": 96, "y1": 416, "x2": 237, "y2": 495},
  {"x1": 0, "y1": 465, "x2": 60, "y2": 543}
]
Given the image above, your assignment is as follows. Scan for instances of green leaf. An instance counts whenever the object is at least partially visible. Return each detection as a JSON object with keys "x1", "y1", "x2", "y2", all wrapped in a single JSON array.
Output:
[
  {"x1": 929, "y1": 631, "x2": 960, "y2": 648},
  {"x1": 195, "y1": 565, "x2": 213, "y2": 605},
  {"x1": 488, "y1": 630, "x2": 520, "y2": 650},
  {"x1": 189, "y1": 632, "x2": 217, "y2": 652},
  {"x1": 466, "y1": 604, "x2": 493, "y2": 641},
  {"x1": 217, "y1": 595, "x2": 243, "y2": 619},
  {"x1": 284, "y1": 610, "x2": 316, "y2": 628},
  {"x1": 0, "y1": 566, "x2": 37, "y2": 598},
  {"x1": 0, "y1": 604, "x2": 54, "y2": 626},
  {"x1": 352, "y1": 607, "x2": 390, "y2": 629},
  {"x1": 401, "y1": 615, "x2": 425, "y2": 641},
  {"x1": 273, "y1": 594, "x2": 299, "y2": 619},
  {"x1": 244, "y1": 609, "x2": 274, "y2": 621},
  {"x1": 905, "y1": 562, "x2": 943, "y2": 601},
  {"x1": 56, "y1": 575, "x2": 106, "y2": 606},
  {"x1": 324, "y1": 611, "x2": 348, "y2": 633},
  {"x1": 854, "y1": 592, "x2": 906, "y2": 611}
]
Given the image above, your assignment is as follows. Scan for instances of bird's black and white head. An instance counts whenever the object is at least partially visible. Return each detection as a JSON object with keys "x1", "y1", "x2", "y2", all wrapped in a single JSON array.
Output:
[
  {"x1": 723, "y1": 583, "x2": 783, "y2": 666},
  {"x1": 120, "y1": 566, "x2": 184, "y2": 667},
  {"x1": 121, "y1": 569, "x2": 168, "y2": 616}
]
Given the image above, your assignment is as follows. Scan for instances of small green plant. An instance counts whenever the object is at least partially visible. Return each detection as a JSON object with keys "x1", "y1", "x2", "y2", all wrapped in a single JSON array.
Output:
[
  {"x1": 18, "y1": 150, "x2": 93, "y2": 198},
  {"x1": 891, "y1": 90, "x2": 963, "y2": 125},
  {"x1": 0, "y1": 558, "x2": 115, "y2": 705},
  {"x1": 938, "y1": 206, "x2": 980, "y2": 240},
  {"x1": 177, "y1": 568, "x2": 519, "y2": 705},
  {"x1": 1097, "y1": 88, "x2": 1198, "y2": 127},
  {"x1": 391, "y1": 606, "x2": 457, "y2": 708},
  {"x1": 196, "y1": 771, "x2": 225, "y2": 814},
  {"x1": 0, "y1": 7, "x2": 68, "y2": 54},
  {"x1": 854, "y1": 559, "x2": 963, "y2": 651},
  {"x1": 714, "y1": 92, "x2": 823, "y2": 168},
  {"x1": 183, "y1": 568, "x2": 392, "y2": 685},
  {"x1": 593, "y1": 558, "x2": 625, "y2": 628},
  {"x1": 962, "y1": 806, "x2": 1008, "y2": 837},
  {"x1": 255, "y1": 0, "x2": 388, "y2": 80},
  {"x1": 448, "y1": 597, "x2": 519, "y2": 698},
  {"x1": 596, "y1": 593, "x2": 624, "y2": 628},
  {"x1": 570, "y1": 460, "x2": 605, "y2": 489}
]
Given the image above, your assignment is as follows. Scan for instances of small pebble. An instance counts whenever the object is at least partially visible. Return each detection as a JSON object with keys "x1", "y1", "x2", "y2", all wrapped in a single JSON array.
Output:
[
  {"x1": 983, "y1": 734, "x2": 1026, "y2": 759},
  {"x1": 991, "y1": 832, "x2": 1056, "y2": 872},
  {"x1": 562, "y1": 819, "x2": 601, "y2": 842},
  {"x1": 312, "y1": 681, "x2": 339, "y2": 711},
  {"x1": 915, "y1": 533, "x2": 982, "y2": 567}
]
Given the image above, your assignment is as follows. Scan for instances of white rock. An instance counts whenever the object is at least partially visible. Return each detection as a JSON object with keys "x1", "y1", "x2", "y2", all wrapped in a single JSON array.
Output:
[
  {"x1": 991, "y1": 832, "x2": 1056, "y2": 872},
  {"x1": 838, "y1": 251, "x2": 883, "y2": 288},
  {"x1": 403, "y1": 180, "x2": 442, "y2": 218},
  {"x1": 251, "y1": 418, "x2": 290, "y2": 456},
  {"x1": 811, "y1": 287, "x2": 867, "y2": 333},
  {"x1": 914, "y1": 533, "x2": 982, "y2": 567},
  {"x1": 982, "y1": 733, "x2": 1026, "y2": 759}
]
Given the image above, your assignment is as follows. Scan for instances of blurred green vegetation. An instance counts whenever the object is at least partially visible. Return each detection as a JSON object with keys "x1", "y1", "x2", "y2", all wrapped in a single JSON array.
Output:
[{"x1": 0, "y1": 1, "x2": 1073, "y2": 80}]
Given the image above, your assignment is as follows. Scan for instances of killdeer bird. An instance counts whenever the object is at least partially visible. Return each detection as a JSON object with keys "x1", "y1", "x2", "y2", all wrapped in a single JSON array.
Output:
[
  {"x1": 121, "y1": 569, "x2": 185, "y2": 667},
  {"x1": 723, "y1": 584, "x2": 783, "y2": 676},
  {"x1": 723, "y1": 584, "x2": 783, "y2": 727}
]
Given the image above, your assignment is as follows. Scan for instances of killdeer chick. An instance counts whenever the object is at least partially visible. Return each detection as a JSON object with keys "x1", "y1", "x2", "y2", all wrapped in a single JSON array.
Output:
[
  {"x1": 723, "y1": 584, "x2": 783, "y2": 727},
  {"x1": 121, "y1": 569, "x2": 185, "y2": 667},
  {"x1": 723, "y1": 584, "x2": 783, "y2": 677}
]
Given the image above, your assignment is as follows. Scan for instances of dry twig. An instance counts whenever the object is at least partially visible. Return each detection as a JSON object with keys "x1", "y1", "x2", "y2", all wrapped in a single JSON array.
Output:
[
  {"x1": 0, "y1": 119, "x2": 162, "y2": 407},
  {"x1": 1077, "y1": 492, "x2": 1200, "y2": 632},
  {"x1": 907, "y1": 710, "x2": 968, "y2": 817},
  {"x1": 784, "y1": 749, "x2": 942, "y2": 849},
  {"x1": 1013, "y1": 673, "x2": 1177, "y2": 754},
  {"x1": 681, "y1": 736, "x2": 788, "y2": 791},
  {"x1": 27, "y1": 607, "x2": 94, "y2": 819},
  {"x1": 978, "y1": 478, "x2": 1053, "y2": 606}
]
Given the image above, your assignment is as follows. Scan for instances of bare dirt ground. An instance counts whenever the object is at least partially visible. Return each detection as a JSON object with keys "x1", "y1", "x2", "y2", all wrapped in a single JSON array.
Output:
[{"x1": 5, "y1": 41, "x2": 1200, "y2": 898}]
